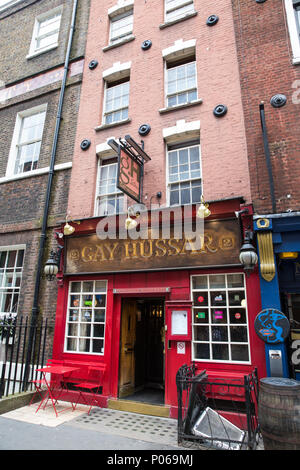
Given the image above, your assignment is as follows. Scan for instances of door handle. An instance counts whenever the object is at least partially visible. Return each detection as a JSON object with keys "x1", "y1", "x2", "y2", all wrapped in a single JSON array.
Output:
[{"x1": 124, "y1": 347, "x2": 134, "y2": 353}]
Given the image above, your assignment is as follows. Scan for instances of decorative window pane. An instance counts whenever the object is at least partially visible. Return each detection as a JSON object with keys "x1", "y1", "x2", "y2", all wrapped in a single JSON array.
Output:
[
  {"x1": 168, "y1": 144, "x2": 201, "y2": 206},
  {"x1": 0, "y1": 247, "x2": 25, "y2": 319},
  {"x1": 110, "y1": 10, "x2": 133, "y2": 44},
  {"x1": 104, "y1": 81, "x2": 130, "y2": 125},
  {"x1": 96, "y1": 162, "x2": 124, "y2": 216},
  {"x1": 191, "y1": 274, "x2": 250, "y2": 363},
  {"x1": 167, "y1": 61, "x2": 197, "y2": 107},
  {"x1": 14, "y1": 110, "x2": 46, "y2": 175},
  {"x1": 65, "y1": 280, "x2": 108, "y2": 355},
  {"x1": 34, "y1": 11, "x2": 62, "y2": 53},
  {"x1": 165, "y1": 0, "x2": 194, "y2": 22}
]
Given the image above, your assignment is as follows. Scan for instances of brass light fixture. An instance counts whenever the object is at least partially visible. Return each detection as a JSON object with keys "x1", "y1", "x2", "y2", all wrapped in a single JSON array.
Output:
[
  {"x1": 125, "y1": 207, "x2": 140, "y2": 230},
  {"x1": 63, "y1": 215, "x2": 80, "y2": 236},
  {"x1": 279, "y1": 252, "x2": 298, "y2": 260},
  {"x1": 197, "y1": 195, "x2": 211, "y2": 218}
]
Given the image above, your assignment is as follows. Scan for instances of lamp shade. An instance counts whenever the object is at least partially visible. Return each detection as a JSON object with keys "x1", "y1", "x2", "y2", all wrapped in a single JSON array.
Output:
[
  {"x1": 44, "y1": 253, "x2": 59, "y2": 281},
  {"x1": 239, "y1": 238, "x2": 258, "y2": 275}
]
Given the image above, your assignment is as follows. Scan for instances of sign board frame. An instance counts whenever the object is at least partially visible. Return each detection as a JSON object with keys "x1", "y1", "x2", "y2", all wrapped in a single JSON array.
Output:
[{"x1": 117, "y1": 145, "x2": 142, "y2": 203}]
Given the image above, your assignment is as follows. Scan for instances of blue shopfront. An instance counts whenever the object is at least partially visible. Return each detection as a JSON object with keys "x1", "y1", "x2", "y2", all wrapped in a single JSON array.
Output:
[{"x1": 254, "y1": 213, "x2": 300, "y2": 381}]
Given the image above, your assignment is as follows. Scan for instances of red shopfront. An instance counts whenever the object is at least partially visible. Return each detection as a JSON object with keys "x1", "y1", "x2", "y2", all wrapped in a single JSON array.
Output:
[{"x1": 52, "y1": 200, "x2": 266, "y2": 418}]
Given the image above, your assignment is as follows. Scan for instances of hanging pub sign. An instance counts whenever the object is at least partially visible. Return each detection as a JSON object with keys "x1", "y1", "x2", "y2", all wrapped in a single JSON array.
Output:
[
  {"x1": 254, "y1": 308, "x2": 290, "y2": 344},
  {"x1": 108, "y1": 136, "x2": 151, "y2": 204},
  {"x1": 117, "y1": 145, "x2": 142, "y2": 203}
]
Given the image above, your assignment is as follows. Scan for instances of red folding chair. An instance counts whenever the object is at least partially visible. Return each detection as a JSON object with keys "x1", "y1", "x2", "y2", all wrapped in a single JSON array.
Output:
[
  {"x1": 29, "y1": 359, "x2": 64, "y2": 408},
  {"x1": 73, "y1": 367, "x2": 103, "y2": 415}
]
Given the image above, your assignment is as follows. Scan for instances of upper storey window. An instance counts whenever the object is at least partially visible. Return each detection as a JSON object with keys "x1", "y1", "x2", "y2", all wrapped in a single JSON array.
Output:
[
  {"x1": 285, "y1": 0, "x2": 300, "y2": 63},
  {"x1": 6, "y1": 104, "x2": 47, "y2": 177},
  {"x1": 166, "y1": 58, "x2": 197, "y2": 108},
  {"x1": 110, "y1": 9, "x2": 133, "y2": 45},
  {"x1": 28, "y1": 7, "x2": 62, "y2": 58},
  {"x1": 165, "y1": 0, "x2": 194, "y2": 23}
]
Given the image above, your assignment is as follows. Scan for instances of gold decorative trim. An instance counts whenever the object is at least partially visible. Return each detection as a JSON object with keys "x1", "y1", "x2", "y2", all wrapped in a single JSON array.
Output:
[
  {"x1": 256, "y1": 218, "x2": 270, "y2": 229},
  {"x1": 257, "y1": 231, "x2": 276, "y2": 282}
]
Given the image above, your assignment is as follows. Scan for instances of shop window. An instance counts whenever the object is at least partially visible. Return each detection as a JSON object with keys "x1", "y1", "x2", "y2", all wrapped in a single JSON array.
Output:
[
  {"x1": 191, "y1": 274, "x2": 250, "y2": 363},
  {"x1": 166, "y1": 57, "x2": 197, "y2": 108},
  {"x1": 167, "y1": 141, "x2": 201, "y2": 206},
  {"x1": 95, "y1": 161, "x2": 124, "y2": 216},
  {"x1": 165, "y1": 0, "x2": 194, "y2": 23},
  {"x1": 6, "y1": 104, "x2": 47, "y2": 177},
  {"x1": 65, "y1": 280, "x2": 107, "y2": 355},
  {"x1": 103, "y1": 78, "x2": 130, "y2": 125},
  {"x1": 109, "y1": 9, "x2": 133, "y2": 45},
  {"x1": 0, "y1": 246, "x2": 25, "y2": 318},
  {"x1": 28, "y1": 7, "x2": 62, "y2": 57}
]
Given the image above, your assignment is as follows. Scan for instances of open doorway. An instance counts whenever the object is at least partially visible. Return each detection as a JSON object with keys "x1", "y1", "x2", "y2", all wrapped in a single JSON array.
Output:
[{"x1": 119, "y1": 298, "x2": 165, "y2": 405}]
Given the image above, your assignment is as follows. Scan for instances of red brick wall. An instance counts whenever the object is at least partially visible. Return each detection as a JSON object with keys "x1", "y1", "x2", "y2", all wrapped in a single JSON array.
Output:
[
  {"x1": 232, "y1": 0, "x2": 300, "y2": 214},
  {"x1": 68, "y1": 0, "x2": 251, "y2": 218}
]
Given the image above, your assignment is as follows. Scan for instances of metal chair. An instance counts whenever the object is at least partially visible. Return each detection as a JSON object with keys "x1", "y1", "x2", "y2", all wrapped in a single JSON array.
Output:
[{"x1": 73, "y1": 366, "x2": 104, "y2": 415}]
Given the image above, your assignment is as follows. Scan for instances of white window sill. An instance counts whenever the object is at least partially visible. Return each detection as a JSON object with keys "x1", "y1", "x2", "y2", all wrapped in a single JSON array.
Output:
[
  {"x1": 95, "y1": 118, "x2": 131, "y2": 131},
  {"x1": 26, "y1": 44, "x2": 58, "y2": 60},
  {"x1": 292, "y1": 56, "x2": 300, "y2": 65},
  {"x1": 103, "y1": 35, "x2": 135, "y2": 52},
  {"x1": 159, "y1": 11, "x2": 197, "y2": 29},
  {"x1": 159, "y1": 98, "x2": 203, "y2": 114},
  {"x1": 1, "y1": 162, "x2": 72, "y2": 184}
]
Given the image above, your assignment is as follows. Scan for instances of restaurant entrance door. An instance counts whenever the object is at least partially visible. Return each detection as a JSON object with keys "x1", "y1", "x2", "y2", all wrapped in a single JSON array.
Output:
[{"x1": 119, "y1": 298, "x2": 165, "y2": 404}]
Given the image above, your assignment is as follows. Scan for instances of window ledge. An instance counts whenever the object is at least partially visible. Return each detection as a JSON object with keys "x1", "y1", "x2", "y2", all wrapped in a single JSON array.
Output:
[
  {"x1": 26, "y1": 44, "x2": 58, "y2": 60},
  {"x1": 1, "y1": 162, "x2": 72, "y2": 184},
  {"x1": 95, "y1": 118, "x2": 131, "y2": 132},
  {"x1": 159, "y1": 11, "x2": 197, "y2": 29},
  {"x1": 102, "y1": 35, "x2": 135, "y2": 52},
  {"x1": 159, "y1": 98, "x2": 203, "y2": 114},
  {"x1": 292, "y1": 56, "x2": 300, "y2": 65}
]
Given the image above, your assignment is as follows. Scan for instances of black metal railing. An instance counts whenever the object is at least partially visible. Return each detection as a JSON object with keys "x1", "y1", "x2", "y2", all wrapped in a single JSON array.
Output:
[
  {"x1": 176, "y1": 363, "x2": 260, "y2": 450},
  {"x1": 0, "y1": 316, "x2": 54, "y2": 398}
]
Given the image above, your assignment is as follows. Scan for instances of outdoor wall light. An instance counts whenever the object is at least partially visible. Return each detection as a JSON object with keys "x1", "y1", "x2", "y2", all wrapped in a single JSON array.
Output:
[
  {"x1": 278, "y1": 252, "x2": 298, "y2": 260},
  {"x1": 63, "y1": 216, "x2": 80, "y2": 236},
  {"x1": 44, "y1": 249, "x2": 61, "y2": 281},
  {"x1": 239, "y1": 231, "x2": 258, "y2": 275},
  {"x1": 196, "y1": 195, "x2": 211, "y2": 218},
  {"x1": 125, "y1": 206, "x2": 140, "y2": 230}
]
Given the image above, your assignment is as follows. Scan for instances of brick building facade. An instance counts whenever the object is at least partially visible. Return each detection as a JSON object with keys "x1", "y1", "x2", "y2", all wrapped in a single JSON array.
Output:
[
  {"x1": 49, "y1": 0, "x2": 266, "y2": 420},
  {"x1": 232, "y1": 0, "x2": 300, "y2": 380},
  {"x1": 0, "y1": 0, "x2": 90, "y2": 327}
]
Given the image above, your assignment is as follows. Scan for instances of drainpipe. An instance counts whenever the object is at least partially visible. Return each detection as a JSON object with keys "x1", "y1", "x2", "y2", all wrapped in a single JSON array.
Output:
[
  {"x1": 23, "y1": 0, "x2": 78, "y2": 388},
  {"x1": 259, "y1": 102, "x2": 277, "y2": 214}
]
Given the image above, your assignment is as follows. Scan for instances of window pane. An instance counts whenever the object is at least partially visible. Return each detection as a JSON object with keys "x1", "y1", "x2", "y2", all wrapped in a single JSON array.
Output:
[
  {"x1": 65, "y1": 281, "x2": 107, "y2": 355},
  {"x1": 212, "y1": 343, "x2": 229, "y2": 361},
  {"x1": 0, "y1": 248, "x2": 24, "y2": 317},
  {"x1": 193, "y1": 342, "x2": 209, "y2": 360}
]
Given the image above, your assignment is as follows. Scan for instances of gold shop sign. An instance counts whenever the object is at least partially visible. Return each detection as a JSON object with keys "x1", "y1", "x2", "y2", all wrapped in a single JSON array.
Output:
[{"x1": 65, "y1": 220, "x2": 241, "y2": 274}]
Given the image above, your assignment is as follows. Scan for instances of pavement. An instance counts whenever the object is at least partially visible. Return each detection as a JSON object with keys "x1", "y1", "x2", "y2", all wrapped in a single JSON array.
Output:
[{"x1": 0, "y1": 400, "x2": 262, "y2": 459}]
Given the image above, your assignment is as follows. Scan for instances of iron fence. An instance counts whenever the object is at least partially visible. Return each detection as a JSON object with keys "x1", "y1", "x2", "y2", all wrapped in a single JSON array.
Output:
[
  {"x1": 176, "y1": 363, "x2": 260, "y2": 450},
  {"x1": 0, "y1": 316, "x2": 54, "y2": 398}
]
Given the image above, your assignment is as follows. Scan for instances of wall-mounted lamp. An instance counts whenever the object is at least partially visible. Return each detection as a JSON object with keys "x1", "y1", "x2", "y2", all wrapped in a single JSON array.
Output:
[
  {"x1": 44, "y1": 249, "x2": 62, "y2": 281},
  {"x1": 279, "y1": 252, "x2": 298, "y2": 260},
  {"x1": 63, "y1": 216, "x2": 80, "y2": 236},
  {"x1": 239, "y1": 231, "x2": 258, "y2": 276},
  {"x1": 125, "y1": 206, "x2": 140, "y2": 230},
  {"x1": 196, "y1": 195, "x2": 211, "y2": 218}
]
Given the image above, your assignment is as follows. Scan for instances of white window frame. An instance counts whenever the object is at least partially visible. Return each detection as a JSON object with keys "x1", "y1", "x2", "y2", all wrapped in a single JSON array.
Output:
[
  {"x1": 166, "y1": 141, "x2": 202, "y2": 207},
  {"x1": 6, "y1": 104, "x2": 47, "y2": 178},
  {"x1": 165, "y1": 59, "x2": 197, "y2": 108},
  {"x1": 109, "y1": 9, "x2": 133, "y2": 45},
  {"x1": 102, "y1": 79, "x2": 130, "y2": 125},
  {"x1": 0, "y1": 245, "x2": 26, "y2": 319},
  {"x1": 27, "y1": 6, "x2": 63, "y2": 59},
  {"x1": 95, "y1": 160, "x2": 125, "y2": 217},
  {"x1": 191, "y1": 273, "x2": 251, "y2": 364},
  {"x1": 64, "y1": 280, "x2": 108, "y2": 356},
  {"x1": 285, "y1": 0, "x2": 300, "y2": 63},
  {"x1": 164, "y1": 0, "x2": 194, "y2": 23},
  {"x1": 0, "y1": 0, "x2": 23, "y2": 12}
]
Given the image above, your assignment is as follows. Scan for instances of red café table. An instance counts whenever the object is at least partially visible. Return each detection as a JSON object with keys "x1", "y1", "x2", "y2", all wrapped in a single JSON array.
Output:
[{"x1": 35, "y1": 364, "x2": 80, "y2": 417}]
